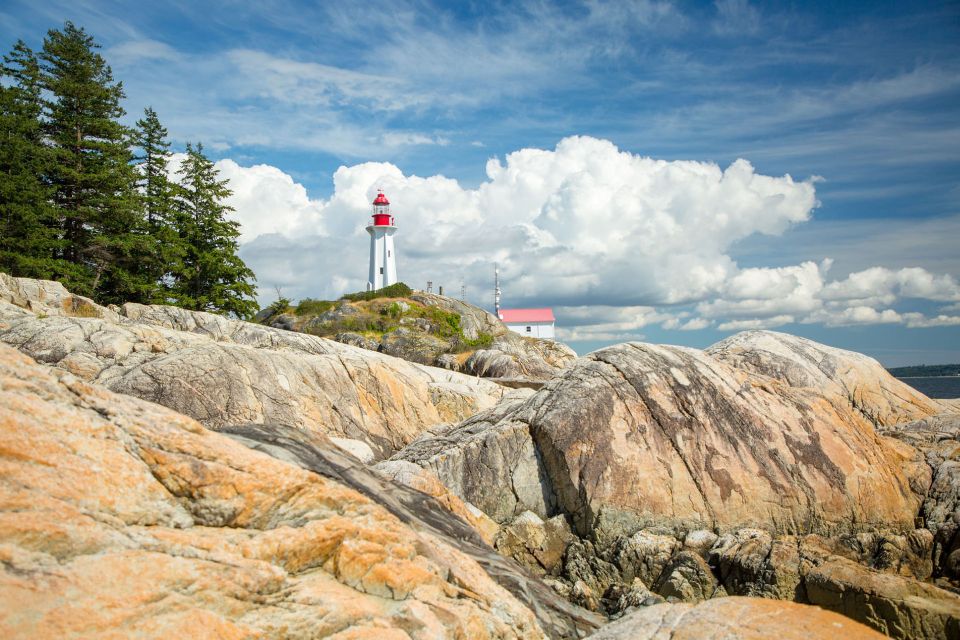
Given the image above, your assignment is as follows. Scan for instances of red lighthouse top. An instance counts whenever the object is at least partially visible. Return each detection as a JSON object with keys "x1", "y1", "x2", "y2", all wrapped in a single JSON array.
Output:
[{"x1": 371, "y1": 190, "x2": 394, "y2": 227}]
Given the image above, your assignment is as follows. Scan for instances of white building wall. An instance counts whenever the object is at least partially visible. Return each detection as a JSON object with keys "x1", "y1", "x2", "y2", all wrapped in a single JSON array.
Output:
[
  {"x1": 505, "y1": 321, "x2": 555, "y2": 339},
  {"x1": 366, "y1": 226, "x2": 397, "y2": 290}
]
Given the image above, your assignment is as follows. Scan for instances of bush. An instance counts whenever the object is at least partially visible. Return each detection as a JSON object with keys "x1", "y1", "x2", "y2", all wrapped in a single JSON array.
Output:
[
  {"x1": 465, "y1": 332, "x2": 494, "y2": 349},
  {"x1": 376, "y1": 301, "x2": 402, "y2": 319},
  {"x1": 295, "y1": 298, "x2": 335, "y2": 316},
  {"x1": 341, "y1": 282, "x2": 413, "y2": 302},
  {"x1": 264, "y1": 297, "x2": 291, "y2": 318},
  {"x1": 418, "y1": 306, "x2": 459, "y2": 338}
]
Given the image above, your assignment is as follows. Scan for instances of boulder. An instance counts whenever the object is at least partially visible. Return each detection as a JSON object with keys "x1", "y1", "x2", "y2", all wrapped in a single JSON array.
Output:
[
  {"x1": 563, "y1": 539, "x2": 622, "y2": 612},
  {"x1": 1, "y1": 288, "x2": 510, "y2": 460},
  {"x1": 603, "y1": 579, "x2": 662, "y2": 616},
  {"x1": 373, "y1": 459, "x2": 500, "y2": 545},
  {"x1": 379, "y1": 327, "x2": 449, "y2": 365},
  {"x1": 464, "y1": 334, "x2": 578, "y2": 381},
  {"x1": 0, "y1": 344, "x2": 586, "y2": 639},
  {"x1": 710, "y1": 529, "x2": 809, "y2": 601},
  {"x1": 683, "y1": 529, "x2": 718, "y2": 558},
  {"x1": 805, "y1": 555, "x2": 960, "y2": 639},
  {"x1": 651, "y1": 551, "x2": 719, "y2": 603},
  {"x1": 880, "y1": 412, "x2": 960, "y2": 586},
  {"x1": 221, "y1": 422, "x2": 601, "y2": 638},
  {"x1": 710, "y1": 531, "x2": 960, "y2": 639},
  {"x1": 495, "y1": 511, "x2": 575, "y2": 577},
  {"x1": 609, "y1": 530, "x2": 680, "y2": 587},
  {"x1": 513, "y1": 342, "x2": 928, "y2": 541},
  {"x1": 409, "y1": 292, "x2": 507, "y2": 341},
  {"x1": 335, "y1": 331, "x2": 379, "y2": 351},
  {"x1": 707, "y1": 330, "x2": 943, "y2": 426},
  {"x1": 585, "y1": 597, "x2": 888, "y2": 640},
  {"x1": 0, "y1": 272, "x2": 119, "y2": 322},
  {"x1": 389, "y1": 396, "x2": 552, "y2": 524}
]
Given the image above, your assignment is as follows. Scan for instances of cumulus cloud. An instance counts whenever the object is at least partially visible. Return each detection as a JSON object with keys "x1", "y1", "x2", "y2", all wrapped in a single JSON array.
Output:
[
  {"x1": 718, "y1": 315, "x2": 795, "y2": 331},
  {"x1": 205, "y1": 135, "x2": 957, "y2": 339},
  {"x1": 822, "y1": 267, "x2": 960, "y2": 304},
  {"x1": 231, "y1": 136, "x2": 817, "y2": 308}
]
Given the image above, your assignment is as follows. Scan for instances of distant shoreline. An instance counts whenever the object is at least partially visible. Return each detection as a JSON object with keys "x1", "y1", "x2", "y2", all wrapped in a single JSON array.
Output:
[{"x1": 896, "y1": 375, "x2": 960, "y2": 379}]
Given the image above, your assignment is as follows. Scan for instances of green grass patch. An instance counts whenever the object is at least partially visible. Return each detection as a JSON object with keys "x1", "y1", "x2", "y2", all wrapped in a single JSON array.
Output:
[
  {"x1": 295, "y1": 298, "x2": 336, "y2": 316},
  {"x1": 341, "y1": 282, "x2": 413, "y2": 302}
]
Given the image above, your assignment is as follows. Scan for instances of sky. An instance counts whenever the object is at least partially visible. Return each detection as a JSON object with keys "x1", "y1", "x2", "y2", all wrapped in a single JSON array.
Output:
[{"x1": 2, "y1": 0, "x2": 959, "y2": 365}]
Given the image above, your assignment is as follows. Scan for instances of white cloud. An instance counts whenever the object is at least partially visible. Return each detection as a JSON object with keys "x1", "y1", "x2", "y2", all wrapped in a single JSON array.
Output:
[
  {"x1": 677, "y1": 318, "x2": 711, "y2": 330},
  {"x1": 822, "y1": 267, "x2": 960, "y2": 303},
  {"x1": 380, "y1": 132, "x2": 451, "y2": 147},
  {"x1": 206, "y1": 135, "x2": 957, "y2": 336},
  {"x1": 233, "y1": 134, "x2": 817, "y2": 314},
  {"x1": 718, "y1": 315, "x2": 795, "y2": 331},
  {"x1": 108, "y1": 38, "x2": 182, "y2": 63},
  {"x1": 805, "y1": 306, "x2": 903, "y2": 327},
  {"x1": 697, "y1": 261, "x2": 828, "y2": 319},
  {"x1": 902, "y1": 313, "x2": 960, "y2": 328}
]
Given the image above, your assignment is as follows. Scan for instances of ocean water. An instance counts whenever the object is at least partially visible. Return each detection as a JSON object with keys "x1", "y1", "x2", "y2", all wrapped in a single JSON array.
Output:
[{"x1": 897, "y1": 377, "x2": 960, "y2": 399}]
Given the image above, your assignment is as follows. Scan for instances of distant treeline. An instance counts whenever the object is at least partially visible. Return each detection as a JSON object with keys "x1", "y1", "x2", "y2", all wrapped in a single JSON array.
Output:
[
  {"x1": 888, "y1": 364, "x2": 960, "y2": 378},
  {"x1": 0, "y1": 22, "x2": 257, "y2": 318}
]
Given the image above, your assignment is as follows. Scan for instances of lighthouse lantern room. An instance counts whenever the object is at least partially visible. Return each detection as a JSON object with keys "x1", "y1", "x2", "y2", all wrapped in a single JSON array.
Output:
[{"x1": 366, "y1": 190, "x2": 398, "y2": 291}]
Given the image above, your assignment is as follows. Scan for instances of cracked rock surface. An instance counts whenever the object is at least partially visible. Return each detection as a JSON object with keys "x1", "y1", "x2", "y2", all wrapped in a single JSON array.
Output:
[
  {"x1": 0, "y1": 343, "x2": 587, "y2": 639},
  {"x1": 0, "y1": 276, "x2": 509, "y2": 460},
  {"x1": 393, "y1": 332, "x2": 960, "y2": 636},
  {"x1": 403, "y1": 339, "x2": 932, "y2": 538},
  {"x1": 584, "y1": 596, "x2": 887, "y2": 639}
]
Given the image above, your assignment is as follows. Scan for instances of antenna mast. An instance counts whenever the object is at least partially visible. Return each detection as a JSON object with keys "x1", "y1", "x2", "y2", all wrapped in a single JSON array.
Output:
[{"x1": 494, "y1": 263, "x2": 501, "y2": 317}]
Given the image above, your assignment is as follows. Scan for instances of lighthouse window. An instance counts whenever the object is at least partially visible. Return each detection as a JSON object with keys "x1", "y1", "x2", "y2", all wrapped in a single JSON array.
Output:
[
  {"x1": 379, "y1": 267, "x2": 384, "y2": 274},
  {"x1": 388, "y1": 250, "x2": 391, "y2": 257},
  {"x1": 526, "y1": 326, "x2": 532, "y2": 332}
]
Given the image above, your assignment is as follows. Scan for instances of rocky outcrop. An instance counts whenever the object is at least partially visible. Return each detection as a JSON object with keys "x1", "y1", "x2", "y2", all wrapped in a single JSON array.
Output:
[
  {"x1": 709, "y1": 530, "x2": 960, "y2": 639},
  {"x1": 409, "y1": 292, "x2": 507, "y2": 341},
  {"x1": 495, "y1": 511, "x2": 575, "y2": 578},
  {"x1": 391, "y1": 332, "x2": 960, "y2": 634},
  {"x1": 464, "y1": 334, "x2": 578, "y2": 381},
  {"x1": 416, "y1": 341, "x2": 929, "y2": 540},
  {"x1": 881, "y1": 412, "x2": 960, "y2": 589},
  {"x1": 0, "y1": 272, "x2": 119, "y2": 321},
  {"x1": 0, "y1": 344, "x2": 579, "y2": 639},
  {"x1": 379, "y1": 327, "x2": 450, "y2": 365},
  {"x1": 389, "y1": 393, "x2": 553, "y2": 524},
  {"x1": 373, "y1": 459, "x2": 501, "y2": 545},
  {"x1": 0, "y1": 278, "x2": 511, "y2": 461},
  {"x1": 805, "y1": 555, "x2": 960, "y2": 639},
  {"x1": 218, "y1": 422, "x2": 602, "y2": 638},
  {"x1": 585, "y1": 597, "x2": 887, "y2": 640},
  {"x1": 707, "y1": 330, "x2": 944, "y2": 426},
  {"x1": 262, "y1": 287, "x2": 577, "y2": 382}
]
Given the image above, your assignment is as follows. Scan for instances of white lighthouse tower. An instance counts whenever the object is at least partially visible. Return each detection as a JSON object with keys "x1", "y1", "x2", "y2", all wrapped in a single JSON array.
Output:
[{"x1": 366, "y1": 190, "x2": 398, "y2": 291}]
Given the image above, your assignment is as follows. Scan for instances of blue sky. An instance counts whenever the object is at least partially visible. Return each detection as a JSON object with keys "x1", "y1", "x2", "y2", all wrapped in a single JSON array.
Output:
[{"x1": 2, "y1": 0, "x2": 959, "y2": 365}]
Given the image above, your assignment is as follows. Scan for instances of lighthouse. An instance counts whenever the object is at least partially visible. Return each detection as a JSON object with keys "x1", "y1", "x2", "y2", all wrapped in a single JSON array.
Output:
[{"x1": 366, "y1": 190, "x2": 398, "y2": 291}]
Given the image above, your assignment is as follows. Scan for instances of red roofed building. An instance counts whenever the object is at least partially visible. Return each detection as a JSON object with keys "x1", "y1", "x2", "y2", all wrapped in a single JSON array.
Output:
[{"x1": 498, "y1": 308, "x2": 556, "y2": 339}]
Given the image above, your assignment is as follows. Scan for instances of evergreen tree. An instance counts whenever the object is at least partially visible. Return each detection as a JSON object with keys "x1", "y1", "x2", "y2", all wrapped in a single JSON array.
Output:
[
  {"x1": 173, "y1": 143, "x2": 257, "y2": 318},
  {"x1": 39, "y1": 22, "x2": 153, "y2": 302},
  {"x1": 0, "y1": 41, "x2": 70, "y2": 279},
  {"x1": 132, "y1": 106, "x2": 182, "y2": 302}
]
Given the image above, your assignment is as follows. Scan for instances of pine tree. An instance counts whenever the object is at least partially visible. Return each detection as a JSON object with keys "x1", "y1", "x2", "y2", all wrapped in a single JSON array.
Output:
[
  {"x1": 0, "y1": 41, "x2": 70, "y2": 279},
  {"x1": 173, "y1": 143, "x2": 257, "y2": 318},
  {"x1": 132, "y1": 106, "x2": 182, "y2": 302},
  {"x1": 39, "y1": 22, "x2": 153, "y2": 302}
]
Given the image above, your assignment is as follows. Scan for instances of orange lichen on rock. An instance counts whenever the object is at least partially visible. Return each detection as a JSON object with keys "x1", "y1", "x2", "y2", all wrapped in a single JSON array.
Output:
[{"x1": 0, "y1": 344, "x2": 545, "y2": 639}]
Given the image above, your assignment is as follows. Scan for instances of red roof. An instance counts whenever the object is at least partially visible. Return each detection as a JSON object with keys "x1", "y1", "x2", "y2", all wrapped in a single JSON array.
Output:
[
  {"x1": 372, "y1": 191, "x2": 390, "y2": 205},
  {"x1": 498, "y1": 308, "x2": 555, "y2": 323}
]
